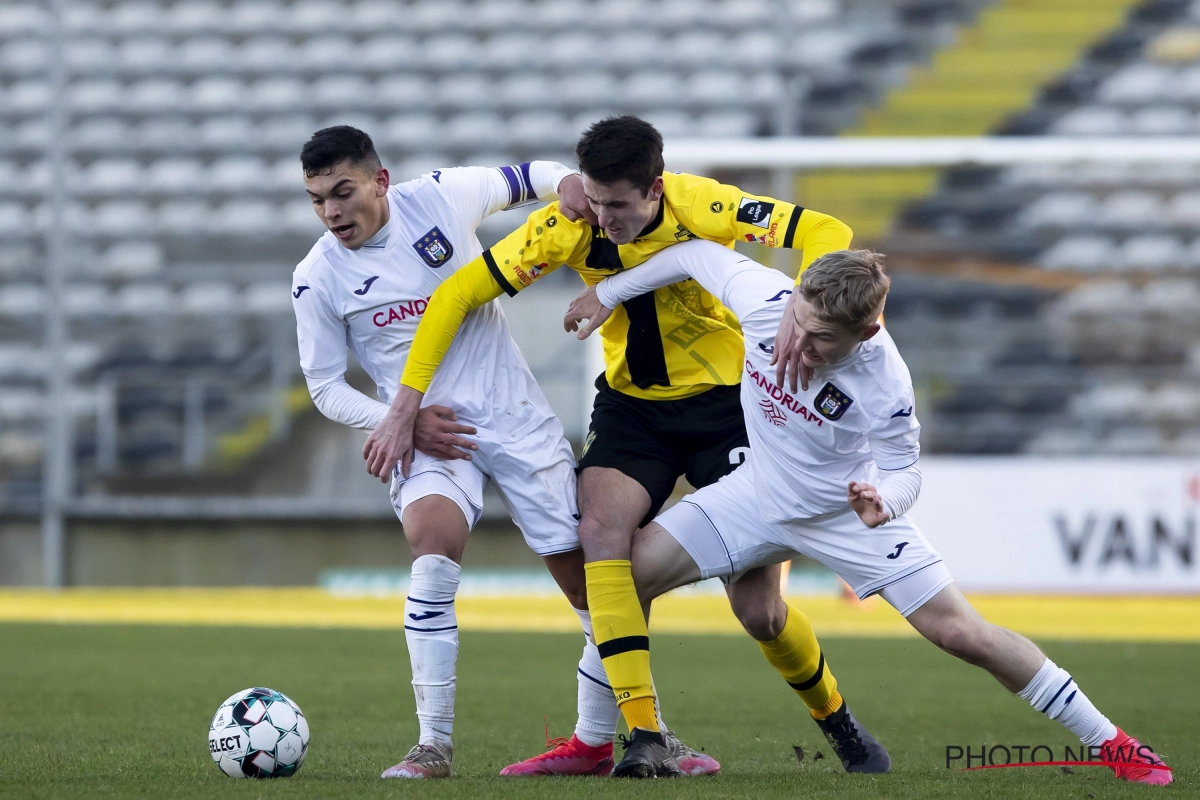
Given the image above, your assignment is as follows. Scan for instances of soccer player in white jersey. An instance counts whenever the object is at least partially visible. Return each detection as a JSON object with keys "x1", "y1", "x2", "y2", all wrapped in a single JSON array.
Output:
[
  {"x1": 565, "y1": 240, "x2": 1172, "y2": 785},
  {"x1": 291, "y1": 126, "x2": 713, "y2": 779}
]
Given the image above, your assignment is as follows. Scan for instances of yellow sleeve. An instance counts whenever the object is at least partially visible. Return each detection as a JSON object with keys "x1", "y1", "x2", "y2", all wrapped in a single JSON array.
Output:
[
  {"x1": 789, "y1": 207, "x2": 855, "y2": 282},
  {"x1": 479, "y1": 202, "x2": 589, "y2": 296},
  {"x1": 669, "y1": 172, "x2": 853, "y2": 280},
  {"x1": 400, "y1": 258, "x2": 506, "y2": 393},
  {"x1": 399, "y1": 203, "x2": 589, "y2": 393}
]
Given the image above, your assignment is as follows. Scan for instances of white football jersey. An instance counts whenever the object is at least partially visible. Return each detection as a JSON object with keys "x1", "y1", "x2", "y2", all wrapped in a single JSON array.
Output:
[
  {"x1": 292, "y1": 164, "x2": 568, "y2": 434},
  {"x1": 596, "y1": 239, "x2": 921, "y2": 521}
]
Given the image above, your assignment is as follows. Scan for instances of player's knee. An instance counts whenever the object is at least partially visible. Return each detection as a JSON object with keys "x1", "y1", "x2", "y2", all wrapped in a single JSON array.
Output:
[
  {"x1": 734, "y1": 603, "x2": 786, "y2": 642},
  {"x1": 577, "y1": 514, "x2": 631, "y2": 560},
  {"x1": 930, "y1": 617, "x2": 988, "y2": 663}
]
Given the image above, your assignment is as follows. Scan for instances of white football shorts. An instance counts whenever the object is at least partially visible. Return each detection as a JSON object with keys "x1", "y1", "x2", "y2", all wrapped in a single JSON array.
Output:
[
  {"x1": 655, "y1": 460, "x2": 953, "y2": 617},
  {"x1": 390, "y1": 412, "x2": 581, "y2": 557}
]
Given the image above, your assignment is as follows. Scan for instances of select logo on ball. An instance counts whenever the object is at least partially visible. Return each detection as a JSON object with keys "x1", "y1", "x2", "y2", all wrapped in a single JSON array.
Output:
[{"x1": 208, "y1": 687, "x2": 309, "y2": 779}]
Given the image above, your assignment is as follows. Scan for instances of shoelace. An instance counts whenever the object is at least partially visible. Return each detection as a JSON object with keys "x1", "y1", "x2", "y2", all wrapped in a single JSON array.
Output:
[
  {"x1": 403, "y1": 744, "x2": 438, "y2": 762},
  {"x1": 616, "y1": 733, "x2": 633, "y2": 751},
  {"x1": 825, "y1": 717, "x2": 869, "y2": 765},
  {"x1": 541, "y1": 716, "x2": 570, "y2": 752}
]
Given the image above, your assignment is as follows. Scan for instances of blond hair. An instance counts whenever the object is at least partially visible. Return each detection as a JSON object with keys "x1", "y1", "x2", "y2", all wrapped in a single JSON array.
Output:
[{"x1": 798, "y1": 249, "x2": 889, "y2": 331}]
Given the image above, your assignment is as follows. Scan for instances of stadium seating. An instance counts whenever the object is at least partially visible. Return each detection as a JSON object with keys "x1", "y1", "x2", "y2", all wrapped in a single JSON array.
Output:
[
  {"x1": 0, "y1": 0, "x2": 991, "y2": 507},
  {"x1": 877, "y1": 0, "x2": 1200, "y2": 456}
]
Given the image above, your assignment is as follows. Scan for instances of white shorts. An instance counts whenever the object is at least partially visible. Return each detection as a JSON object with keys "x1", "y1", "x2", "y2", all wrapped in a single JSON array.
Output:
[
  {"x1": 390, "y1": 413, "x2": 581, "y2": 557},
  {"x1": 655, "y1": 461, "x2": 953, "y2": 617}
]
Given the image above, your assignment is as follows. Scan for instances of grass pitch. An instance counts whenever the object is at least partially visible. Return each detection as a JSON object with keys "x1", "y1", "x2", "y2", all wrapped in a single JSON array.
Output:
[{"x1": 0, "y1": 623, "x2": 1192, "y2": 798}]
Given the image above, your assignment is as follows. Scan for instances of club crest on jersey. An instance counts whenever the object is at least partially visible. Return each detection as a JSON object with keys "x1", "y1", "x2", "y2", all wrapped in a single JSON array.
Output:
[
  {"x1": 814, "y1": 382, "x2": 853, "y2": 421},
  {"x1": 413, "y1": 227, "x2": 454, "y2": 268}
]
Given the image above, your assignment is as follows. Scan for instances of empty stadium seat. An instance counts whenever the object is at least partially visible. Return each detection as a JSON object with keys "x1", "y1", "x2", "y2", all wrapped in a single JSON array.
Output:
[
  {"x1": 210, "y1": 157, "x2": 270, "y2": 192},
  {"x1": 1130, "y1": 104, "x2": 1194, "y2": 134},
  {"x1": 198, "y1": 117, "x2": 255, "y2": 149},
  {"x1": 179, "y1": 282, "x2": 239, "y2": 315},
  {"x1": 1098, "y1": 191, "x2": 1166, "y2": 231},
  {"x1": 301, "y1": 35, "x2": 361, "y2": 72},
  {"x1": 179, "y1": 37, "x2": 235, "y2": 73},
  {"x1": 102, "y1": 241, "x2": 164, "y2": 277},
  {"x1": 360, "y1": 35, "x2": 420, "y2": 71},
  {"x1": 213, "y1": 199, "x2": 281, "y2": 236},
  {"x1": 240, "y1": 37, "x2": 296, "y2": 72},
  {"x1": 1051, "y1": 106, "x2": 1127, "y2": 136},
  {"x1": 157, "y1": 199, "x2": 212, "y2": 235},
  {"x1": 1120, "y1": 234, "x2": 1187, "y2": 270},
  {"x1": 1038, "y1": 235, "x2": 1115, "y2": 271},
  {"x1": 1097, "y1": 63, "x2": 1177, "y2": 103},
  {"x1": 244, "y1": 282, "x2": 293, "y2": 314},
  {"x1": 118, "y1": 38, "x2": 173, "y2": 72},
  {"x1": 1017, "y1": 192, "x2": 1098, "y2": 230},
  {"x1": 84, "y1": 159, "x2": 143, "y2": 194}
]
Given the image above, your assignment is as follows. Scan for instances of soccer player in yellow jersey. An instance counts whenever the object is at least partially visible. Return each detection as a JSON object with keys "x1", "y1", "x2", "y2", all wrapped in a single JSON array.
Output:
[{"x1": 363, "y1": 116, "x2": 888, "y2": 777}]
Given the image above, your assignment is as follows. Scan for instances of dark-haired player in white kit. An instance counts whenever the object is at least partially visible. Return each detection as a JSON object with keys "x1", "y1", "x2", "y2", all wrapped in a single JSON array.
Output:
[
  {"x1": 292, "y1": 126, "x2": 709, "y2": 779},
  {"x1": 565, "y1": 240, "x2": 1171, "y2": 785}
]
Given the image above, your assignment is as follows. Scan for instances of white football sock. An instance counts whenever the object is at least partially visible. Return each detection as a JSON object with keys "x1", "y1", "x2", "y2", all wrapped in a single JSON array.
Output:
[
  {"x1": 572, "y1": 607, "x2": 620, "y2": 748},
  {"x1": 1018, "y1": 657, "x2": 1117, "y2": 747},
  {"x1": 405, "y1": 554, "x2": 460, "y2": 747}
]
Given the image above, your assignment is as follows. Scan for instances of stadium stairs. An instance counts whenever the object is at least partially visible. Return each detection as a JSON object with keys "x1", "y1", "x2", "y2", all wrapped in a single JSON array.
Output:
[{"x1": 799, "y1": 0, "x2": 1139, "y2": 241}]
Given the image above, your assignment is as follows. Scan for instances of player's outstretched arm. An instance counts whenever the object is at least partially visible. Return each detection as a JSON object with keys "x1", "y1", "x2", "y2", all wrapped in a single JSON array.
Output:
[
  {"x1": 572, "y1": 240, "x2": 788, "y2": 340},
  {"x1": 361, "y1": 261, "x2": 503, "y2": 481}
]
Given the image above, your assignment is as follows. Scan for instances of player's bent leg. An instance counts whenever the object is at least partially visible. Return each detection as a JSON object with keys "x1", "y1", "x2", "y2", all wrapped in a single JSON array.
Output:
[
  {"x1": 726, "y1": 566, "x2": 890, "y2": 775},
  {"x1": 904, "y1": 582, "x2": 1042, "y2": 691},
  {"x1": 904, "y1": 583, "x2": 1171, "y2": 785},
  {"x1": 382, "y1": 492, "x2": 472, "y2": 779}
]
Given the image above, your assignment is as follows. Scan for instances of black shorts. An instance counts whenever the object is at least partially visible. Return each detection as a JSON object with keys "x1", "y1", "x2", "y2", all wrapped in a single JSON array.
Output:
[{"x1": 578, "y1": 374, "x2": 749, "y2": 525}]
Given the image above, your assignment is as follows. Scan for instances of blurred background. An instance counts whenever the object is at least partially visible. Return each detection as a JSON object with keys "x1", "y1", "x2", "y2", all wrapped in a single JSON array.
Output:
[{"x1": 1, "y1": 0, "x2": 1197, "y2": 591}]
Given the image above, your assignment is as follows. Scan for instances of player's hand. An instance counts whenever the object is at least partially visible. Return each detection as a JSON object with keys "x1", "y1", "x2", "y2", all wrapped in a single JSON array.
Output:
[
  {"x1": 363, "y1": 386, "x2": 423, "y2": 482},
  {"x1": 413, "y1": 405, "x2": 478, "y2": 461},
  {"x1": 564, "y1": 285, "x2": 612, "y2": 340},
  {"x1": 770, "y1": 290, "x2": 814, "y2": 393},
  {"x1": 848, "y1": 481, "x2": 890, "y2": 528},
  {"x1": 557, "y1": 174, "x2": 599, "y2": 226}
]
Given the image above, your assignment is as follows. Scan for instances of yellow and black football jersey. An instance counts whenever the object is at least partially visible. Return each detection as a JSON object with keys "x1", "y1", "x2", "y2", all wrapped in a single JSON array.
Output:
[{"x1": 401, "y1": 171, "x2": 852, "y2": 400}]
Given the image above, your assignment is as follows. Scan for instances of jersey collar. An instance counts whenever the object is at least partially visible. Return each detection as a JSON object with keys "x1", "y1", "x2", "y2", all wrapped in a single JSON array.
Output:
[{"x1": 634, "y1": 197, "x2": 666, "y2": 239}]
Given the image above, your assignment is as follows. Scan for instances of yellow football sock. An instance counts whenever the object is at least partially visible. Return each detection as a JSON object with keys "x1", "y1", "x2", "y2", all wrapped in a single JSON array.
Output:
[
  {"x1": 757, "y1": 602, "x2": 840, "y2": 718},
  {"x1": 585, "y1": 560, "x2": 658, "y2": 732}
]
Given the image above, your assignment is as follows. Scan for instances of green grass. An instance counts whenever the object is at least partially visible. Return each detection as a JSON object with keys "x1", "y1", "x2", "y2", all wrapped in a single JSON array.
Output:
[{"x1": 0, "y1": 623, "x2": 1192, "y2": 798}]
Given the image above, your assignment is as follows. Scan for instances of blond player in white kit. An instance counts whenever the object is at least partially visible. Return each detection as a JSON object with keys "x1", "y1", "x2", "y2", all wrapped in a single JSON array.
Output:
[
  {"x1": 565, "y1": 239, "x2": 1171, "y2": 786},
  {"x1": 291, "y1": 126, "x2": 650, "y2": 779}
]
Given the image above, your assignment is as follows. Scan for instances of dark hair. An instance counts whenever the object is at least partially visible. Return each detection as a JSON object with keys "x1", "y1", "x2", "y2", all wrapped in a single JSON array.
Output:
[
  {"x1": 575, "y1": 115, "x2": 664, "y2": 195},
  {"x1": 300, "y1": 125, "x2": 382, "y2": 178}
]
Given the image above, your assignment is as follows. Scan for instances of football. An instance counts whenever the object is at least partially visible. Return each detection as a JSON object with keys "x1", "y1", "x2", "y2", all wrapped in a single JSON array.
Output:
[{"x1": 207, "y1": 687, "x2": 309, "y2": 779}]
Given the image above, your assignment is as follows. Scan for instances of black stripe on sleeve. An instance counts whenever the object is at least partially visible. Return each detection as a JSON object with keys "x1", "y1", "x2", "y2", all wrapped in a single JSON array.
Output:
[
  {"x1": 786, "y1": 652, "x2": 826, "y2": 691},
  {"x1": 597, "y1": 635, "x2": 650, "y2": 659},
  {"x1": 783, "y1": 206, "x2": 804, "y2": 249},
  {"x1": 482, "y1": 249, "x2": 518, "y2": 297}
]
